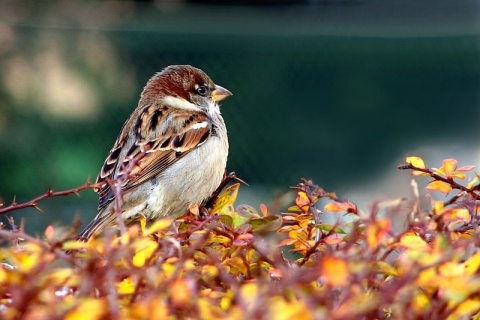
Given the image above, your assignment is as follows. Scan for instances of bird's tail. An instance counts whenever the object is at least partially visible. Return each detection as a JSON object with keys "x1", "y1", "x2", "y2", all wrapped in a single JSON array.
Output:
[{"x1": 77, "y1": 210, "x2": 116, "y2": 242}]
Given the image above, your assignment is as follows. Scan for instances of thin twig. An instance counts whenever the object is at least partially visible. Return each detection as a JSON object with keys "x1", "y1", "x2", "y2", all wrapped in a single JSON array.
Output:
[
  {"x1": 105, "y1": 152, "x2": 146, "y2": 237},
  {"x1": 0, "y1": 181, "x2": 102, "y2": 215}
]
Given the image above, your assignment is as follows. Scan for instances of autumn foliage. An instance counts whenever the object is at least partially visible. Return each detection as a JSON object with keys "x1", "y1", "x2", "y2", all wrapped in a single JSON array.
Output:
[{"x1": 1, "y1": 157, "x2": 480, "y2": 319}]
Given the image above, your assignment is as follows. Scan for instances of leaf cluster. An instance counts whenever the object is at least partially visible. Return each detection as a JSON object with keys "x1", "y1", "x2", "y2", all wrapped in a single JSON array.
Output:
[{"x1": 0, "y1": 157, "x2": 480, "y2": 319}]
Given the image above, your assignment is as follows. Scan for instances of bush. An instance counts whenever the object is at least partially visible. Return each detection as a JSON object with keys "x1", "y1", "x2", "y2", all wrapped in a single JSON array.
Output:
[{"x1": 0, "y1": 156, "x2": 479, "y2": 319}]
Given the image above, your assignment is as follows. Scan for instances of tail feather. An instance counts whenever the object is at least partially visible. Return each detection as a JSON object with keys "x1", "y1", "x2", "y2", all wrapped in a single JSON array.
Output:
[{"x1": 77, "y1": 211, "x2": 116, "y2": 241}]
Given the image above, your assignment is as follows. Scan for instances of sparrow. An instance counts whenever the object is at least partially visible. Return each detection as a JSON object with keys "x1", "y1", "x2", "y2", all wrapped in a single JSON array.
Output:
[{"x1": 78, "y1": 65, "x2": 232, "y2": 240}]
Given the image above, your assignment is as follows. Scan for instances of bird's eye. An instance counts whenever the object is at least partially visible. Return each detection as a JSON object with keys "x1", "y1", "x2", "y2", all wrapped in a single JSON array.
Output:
[{"x1": 196, "y1": 85, "x2": 209, "y2": 97}]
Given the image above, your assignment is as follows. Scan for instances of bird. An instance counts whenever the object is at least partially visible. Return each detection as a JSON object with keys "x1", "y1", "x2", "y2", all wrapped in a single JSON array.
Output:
[{"x1": 78, "y1": 65, "x2": 232, "y2": 240}]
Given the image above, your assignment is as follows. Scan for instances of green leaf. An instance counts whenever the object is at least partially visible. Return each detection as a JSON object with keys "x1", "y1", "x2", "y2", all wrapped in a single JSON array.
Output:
[{"x1": 250, "y1": 215, "x2": 282, "y2": 232}]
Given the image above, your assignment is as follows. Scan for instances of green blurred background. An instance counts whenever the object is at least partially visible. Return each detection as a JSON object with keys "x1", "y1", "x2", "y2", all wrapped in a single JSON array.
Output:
[{"x1": 1, "y1": 0, "x2": 479, "y2": 235}]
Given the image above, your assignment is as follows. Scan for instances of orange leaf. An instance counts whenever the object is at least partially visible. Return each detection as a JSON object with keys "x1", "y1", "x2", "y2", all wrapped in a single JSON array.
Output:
[
  {"x1": 324, "y1": 202, "x2": 343, "y2": 212},
  {"x1": 171, "y1": 279, "x2": 192, "y2": 306},
  {"x1": 278, "y1": 238, "x2": 296, "y2": 247},
  {"x1": 324, "y1": 237, "x2": 343, "y2": 245},
  {"x1": 320, "y1": 256, "x2": 350, "y2": 287},
  {"x1": 324, "y1": 202, "x2": 356, "y2": 213},
  {"x1": 366, "y1": 218, "x2": 391, "y2": 250},
  {"x1": 295, "y1": 191, "x2": 310, "y2": 213},
  {"x1": 426, "y1": 181, "x2": 452, "y2": 194},
  {"x1": 442, "y1": 158, "x2": 458, "y2": 174},
  {"x1": 259, "y1": 204, "x2": 268, "y2": 217}
]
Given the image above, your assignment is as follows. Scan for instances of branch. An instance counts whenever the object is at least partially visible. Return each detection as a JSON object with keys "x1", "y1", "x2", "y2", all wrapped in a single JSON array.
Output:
[
  {"x1": 0, "y1": 180, "x2": 102, "y2": 215},
  {"x1": 398, "y1": 163, "x2": 480, "y2": 201}
]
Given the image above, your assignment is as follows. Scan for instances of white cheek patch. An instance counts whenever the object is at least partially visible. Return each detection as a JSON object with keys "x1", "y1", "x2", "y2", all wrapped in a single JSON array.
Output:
[
  {"x1": 164, "y1": 96, "x2": 200, "y2": 111},
  {"x1": 191, "y1": 121, "x2": 209, "y2": 129}
]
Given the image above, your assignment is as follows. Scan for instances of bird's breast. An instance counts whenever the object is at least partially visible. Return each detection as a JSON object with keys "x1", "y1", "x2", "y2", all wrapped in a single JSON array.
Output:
[{"x1": 143, "y1": 133, "x2": 228, "y2": 219}]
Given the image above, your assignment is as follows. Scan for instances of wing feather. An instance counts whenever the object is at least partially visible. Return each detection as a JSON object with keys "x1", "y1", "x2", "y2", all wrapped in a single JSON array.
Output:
[{"x1": 95, "y1": 104, "x2": 211, "y2": 211}]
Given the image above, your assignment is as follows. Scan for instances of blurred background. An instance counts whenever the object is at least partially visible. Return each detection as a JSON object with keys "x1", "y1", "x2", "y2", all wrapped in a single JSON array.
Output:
[{"x1": 1, "y1": 0, "x2": 480, "y2": 235}]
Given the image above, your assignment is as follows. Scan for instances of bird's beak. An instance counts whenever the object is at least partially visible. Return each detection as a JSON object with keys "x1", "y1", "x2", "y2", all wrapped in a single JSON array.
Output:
[{"x1": 211, "y1": 85, "x2": 232, "y2": 103}]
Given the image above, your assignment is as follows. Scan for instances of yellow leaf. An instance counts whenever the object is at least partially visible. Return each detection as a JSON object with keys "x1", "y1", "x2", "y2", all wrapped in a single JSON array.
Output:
[
  {"x1": 438, "y1": 261, "x2": 465, "y2": 278},
  {"x1": 449, "y1": 208, "x2": 471, "y2": 223},
  {"x1": 406, "y1": 156, "x2": 426, "y2": 169},
  {"x1": 320, "y1": 256, "x2": 350, "y2": 287},
  {"x1": 211, "y1": 183, "x2": 240, "y2": 216},
  {"x1": 412, "y1": 170, "x2": 430, "y2": 176},
  {"x1": 201, "y1": 265, "x2": 219, "y2": 278},
  {"x1": 433, "y1": 201, "x2": 444, "y2": 215},
  {"x1": 233, "y1": 204, "x2": 259, "y2": 228},
  {"x1": 207, "y1": 235, "x2": 232, "y2": 245},
  {"x1": 426, "y1": 180, "x2": 452, "y2": 194},
  {"x1": 62, "y1": 240, "x2": 88, "y2": 251},
  {"x1": 467, "y1": 176, "x2": 480, "y2": 189},
  {"x1": 198, "y1": 298, "x2": 215, "y2": 319},
  {"x1": 464, "y1": 253, "x2": 480, "y2": 276},
  {"x1": 144, "y1": 218, "x2": 173, "y2": 235},
  {"x1": 132, "y1": 239, "x2": 158, "y2": 267},
  {"x1": 451, "y1": 298, "x2": 480, "y2": 318},
  {"x1": 220, "y1": 291, "x2": 234, "y2": 310},
  {"x1": 370, "y1": 261, "x2": 398, "y2": 277},
  {"x1": 412, "y1": 291, "x2": 430, "y2": 313},
  {"x1": 417, "y1": 268, "x2": 437, "y2": 288},
  {"x1": 223, "y1": 256, "x2": 248, "y2": 275},
  {"x1": 334, "y1": 292, "x2": 379, "y2": 318},
  {"x1": 65, "y1": 298, "x2": 107, "y2": 320},
  {"x1": 47, "y1": 268, "x2": 78, "y2": 286},
  {"x1": 117, "y1": 277, "x2": 135, "y2": 295},
  {"x1": 267, "y1": 298, "x2": 314, "y2": 320},
  {"x1": 240, "y1": 282, "x2": 258, "y2": 310},
  {"x1": 399, "y1": 232, "x2": 429, "y2": 251},
  {"x1": 162, "y1": 260, "x2": 177, "y2": 278},
  {"x1": 13, "y1": 250, "x2": 43, "y2": 273},
  {"x1": 453, "y1": 173, "x2": 466, "y2": 180},
  {"x1": 218, "y1": 205, "x2": 236, "y2": 218}
]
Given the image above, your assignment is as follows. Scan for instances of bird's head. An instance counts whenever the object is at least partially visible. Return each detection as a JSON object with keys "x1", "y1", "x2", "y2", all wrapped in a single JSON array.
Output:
[{"x1": 141, "y1": 65, "x2": 232, "y2": 112}]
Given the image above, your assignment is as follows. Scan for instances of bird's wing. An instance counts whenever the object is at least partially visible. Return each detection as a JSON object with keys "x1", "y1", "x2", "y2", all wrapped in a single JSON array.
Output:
[{"x1": 95, "y1": 104, "x2": 212, "y2": 211}]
